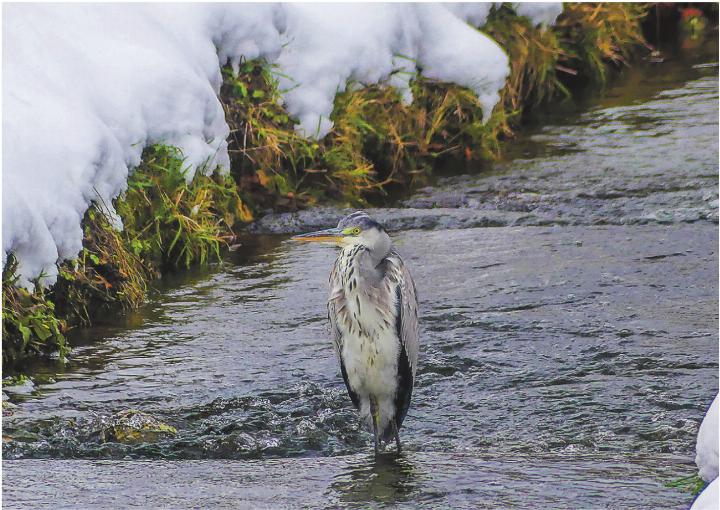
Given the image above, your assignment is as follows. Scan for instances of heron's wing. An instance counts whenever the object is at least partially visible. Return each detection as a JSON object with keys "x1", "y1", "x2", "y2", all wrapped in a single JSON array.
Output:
[
  {"x1": 328, "y1": 261, "x2": 361, "y2": 410},
  {"x1": 391, "y1": 253, "x2": 419, "y2": 376},
  {"x1": 386, "y1": 251, "x2": 419, "y2": 431}
]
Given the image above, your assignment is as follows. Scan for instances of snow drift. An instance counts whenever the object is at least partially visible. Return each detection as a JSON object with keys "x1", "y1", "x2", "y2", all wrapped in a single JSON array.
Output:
[{"x1": 3, "y1": 3, "x2": 561, "y2": 287}]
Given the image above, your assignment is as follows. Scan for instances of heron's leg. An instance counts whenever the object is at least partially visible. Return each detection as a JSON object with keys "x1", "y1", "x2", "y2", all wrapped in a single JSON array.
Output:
[
  {"x1": 370, "y1": 396, "x2": 379, "y2": 454},
  {"x1": 392, "y1": 419, "x2": 402, "y2": 454}
]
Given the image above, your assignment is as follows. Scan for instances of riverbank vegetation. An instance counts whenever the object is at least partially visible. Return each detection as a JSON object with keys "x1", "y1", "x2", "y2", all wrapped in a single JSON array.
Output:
[
  {"x1": 3, "y1": 145, "x2": 249, "y2": 366},
  {"x1": 2, "y1": 3, "x2": 706, "y2": 368}
]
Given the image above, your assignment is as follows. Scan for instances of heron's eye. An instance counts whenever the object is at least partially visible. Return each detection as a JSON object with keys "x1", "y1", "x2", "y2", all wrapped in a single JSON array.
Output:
[{"x1": 351, "y1": 227, "x2": 361, "y2": 235}]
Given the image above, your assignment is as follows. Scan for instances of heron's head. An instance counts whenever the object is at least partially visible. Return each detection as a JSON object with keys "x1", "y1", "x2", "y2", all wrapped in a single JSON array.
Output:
[{"x1": 292, "y1": 211, "x2": 391, "y2": 256}]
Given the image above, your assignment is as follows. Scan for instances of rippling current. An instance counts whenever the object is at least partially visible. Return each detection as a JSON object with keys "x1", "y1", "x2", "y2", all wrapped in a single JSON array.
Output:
[{"x1": 3, "y1": 40, "x2": 718, "y2": 509}]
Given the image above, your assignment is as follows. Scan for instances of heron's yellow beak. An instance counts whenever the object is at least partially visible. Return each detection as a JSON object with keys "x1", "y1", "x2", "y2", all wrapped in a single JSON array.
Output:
[{"x1": 291, "y1": 227, "x2": 344, "y2": 243}]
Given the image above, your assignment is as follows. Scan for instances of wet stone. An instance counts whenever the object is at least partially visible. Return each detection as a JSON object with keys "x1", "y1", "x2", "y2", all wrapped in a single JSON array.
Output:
[
  {"x1": 2, "y1": 376, "x2": 35, "y2": 396},
  {"x1": 400, "y1": 192, "x2": 470, "y2": 209},
  {"x1": 95, "y1": 410, "x2": 177, "y2": 444},
  {"x1": 3, "y1": 400, "x2": 17, "y2": 417}
]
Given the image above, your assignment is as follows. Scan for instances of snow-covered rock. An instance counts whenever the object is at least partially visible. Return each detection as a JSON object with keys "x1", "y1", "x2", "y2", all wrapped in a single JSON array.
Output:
[{"x1": 3, "y1": 3, "x2": 560, "y2": 287}]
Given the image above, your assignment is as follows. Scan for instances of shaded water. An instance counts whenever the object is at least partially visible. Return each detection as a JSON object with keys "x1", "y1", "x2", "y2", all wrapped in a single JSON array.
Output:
[{"x1": 4, "y1": 40, "x2": 718, "y2": 509}]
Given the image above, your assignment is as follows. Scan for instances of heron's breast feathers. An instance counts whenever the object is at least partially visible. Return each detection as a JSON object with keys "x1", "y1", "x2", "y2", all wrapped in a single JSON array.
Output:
[{"x1": 329, "y1": 248, "x2": 403, "y2": 341}]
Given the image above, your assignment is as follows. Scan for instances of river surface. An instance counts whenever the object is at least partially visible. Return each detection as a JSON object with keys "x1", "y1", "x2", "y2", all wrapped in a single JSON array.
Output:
[{"x1": 3, "y1": 40, "x2": 718, "y2": 509}]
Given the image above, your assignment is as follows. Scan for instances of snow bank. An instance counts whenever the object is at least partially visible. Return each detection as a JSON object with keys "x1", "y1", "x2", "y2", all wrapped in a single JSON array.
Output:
[
  {"x1": 3, "y1": 3, "x2": 560, "y2": 287},
  {"x1": 696, "y1": 394, "x2": 719, "y2": 483},
  {"x1": 3, "y1": 4, "x2": 240, "y2": 286},
  {"x1": 275, "y1": 3, "x2": 508, "y2": 136}
]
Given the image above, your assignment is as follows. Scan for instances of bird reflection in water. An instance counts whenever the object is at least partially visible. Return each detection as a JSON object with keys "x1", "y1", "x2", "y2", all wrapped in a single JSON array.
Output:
[{"x1": 328, "y1": 453, "x2": 418, "y2": 506}]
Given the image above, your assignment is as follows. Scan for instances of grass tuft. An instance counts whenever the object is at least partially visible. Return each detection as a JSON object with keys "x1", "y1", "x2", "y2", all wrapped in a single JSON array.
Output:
[
  {"x1": 2, "y1": 256, "x2": 67, "y2": 366},
  {"x1": 51, "y1": 204, "x2": 151, "y2": 327},
  {"x1": 555, "y1": 3, "x2": 648, "y2": 85},
  {"x1": 485, "y1": 4, "x2": 567, "y2": 117},
  {"x1": 666, "y1": 473, "x2": 706, "y2": 496},
  {"x1": 117, "y1": 144, "x2": 250, "y2": 270}
]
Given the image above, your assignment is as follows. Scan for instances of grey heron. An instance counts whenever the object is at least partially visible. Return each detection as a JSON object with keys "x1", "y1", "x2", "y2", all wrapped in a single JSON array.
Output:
[{"x1": 292, "y1": 211, "x2": 419, "y2": 454}]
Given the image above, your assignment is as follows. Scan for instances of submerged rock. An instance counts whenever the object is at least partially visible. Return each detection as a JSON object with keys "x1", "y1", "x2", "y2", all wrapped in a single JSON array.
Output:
[
  {"x1": 2, "y1": 399, "x2": 17, "y2": 417},
  {"x1": 248, "y1": 206, "x2": 536, "y2": 234},
  {"x1": 2, "y1": 376, "x2": 35, "y2": 396},
  {"x1": 97, "y1": 410, "x2": 177, "y2": 444}
]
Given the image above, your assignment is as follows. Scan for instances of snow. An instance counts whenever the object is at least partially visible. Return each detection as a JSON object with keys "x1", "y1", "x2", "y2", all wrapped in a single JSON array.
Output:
[
  {"x1": 3, "y1": 4, "x2": 236, "y2": 286},
  {"x1": 691, "y1": 477, "x2": 719, "y2": 510},
  {"x1": 270, "y1": 3, "x2": 510, "y2": 136},
  {"x1": 697, "y1": 394, "x2": 719, "y2": 483},
  {"x1": 3, "y1": 3, "x2": 560, "y2": 287},
  {"x1": 513, "y1": 3, "x2": 564, "y2": 26}
]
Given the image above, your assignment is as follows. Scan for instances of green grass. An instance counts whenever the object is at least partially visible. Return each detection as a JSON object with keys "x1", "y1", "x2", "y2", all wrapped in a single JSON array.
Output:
[
  {"x1": 665, "y1": 473, "x2": 706, "y2": 495},
  {"x1": 2, "y1": 257, "x2": 68, "y2": 366},
  {"x1": 218, "y1": 3, "x2": 649, "y2": 208},
  {"x1": 117, "y1": 144, "x2": 250, "y2": 270},
  {"x1": 555, "y1": 3, "x2": 648, "y2": 86}
]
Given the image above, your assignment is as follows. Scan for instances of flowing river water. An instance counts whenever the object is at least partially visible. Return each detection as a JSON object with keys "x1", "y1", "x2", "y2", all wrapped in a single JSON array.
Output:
[{"x1": 3, "y1": 40, "x2": 718, "y2": 509}]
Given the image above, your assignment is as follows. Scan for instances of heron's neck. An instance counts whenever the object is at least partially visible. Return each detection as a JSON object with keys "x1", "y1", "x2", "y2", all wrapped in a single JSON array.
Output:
[
  {"x1": 359, "y1": 230, "x2": 391, "y2": 266},
  {"x1": 342, "y1": 233, "x2": 391, "y2": 282}
]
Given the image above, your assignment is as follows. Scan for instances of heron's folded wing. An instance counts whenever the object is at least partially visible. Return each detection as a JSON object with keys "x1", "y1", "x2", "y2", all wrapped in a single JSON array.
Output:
[
  {"x1": 395, "y1": 257, "x2": 420, "y2": 377},
  {"x1": 388, "y1": 254, "x2": 419, "y2": 430}
]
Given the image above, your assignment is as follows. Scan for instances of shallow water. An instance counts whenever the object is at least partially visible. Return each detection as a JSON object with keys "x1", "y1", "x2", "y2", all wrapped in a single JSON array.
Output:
[{"x1": 3, "y1": 39, "x2": 719, "y2": 509}]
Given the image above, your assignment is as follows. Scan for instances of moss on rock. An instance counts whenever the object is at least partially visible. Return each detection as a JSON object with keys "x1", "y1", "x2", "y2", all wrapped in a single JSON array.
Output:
[{"x1": 98, "y1": 410, "x2": 177, "y2": 444}]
